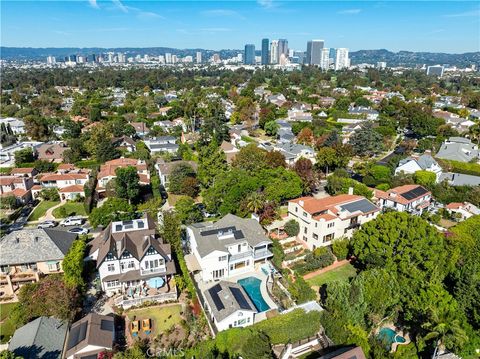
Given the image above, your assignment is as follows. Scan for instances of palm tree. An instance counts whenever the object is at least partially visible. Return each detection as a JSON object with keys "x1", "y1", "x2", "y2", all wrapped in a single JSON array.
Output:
[
  {"x1": 422, "y1": 310, "x2": 468, "y2": 352},
  {"x1": 246, "y1": 192, "x2": 266, "y2": 215}
]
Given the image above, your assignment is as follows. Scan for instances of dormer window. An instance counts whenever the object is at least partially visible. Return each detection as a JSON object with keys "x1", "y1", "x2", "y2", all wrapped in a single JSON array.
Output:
[
  {"x1": 121, "y1": 251, "x2": 133, "y2": 259},
  {"x1": 106, "y1": 252, "x2": 116, "y2": 261},
  {"x1": 146, "y1": 246, "x2": 157, "y2": 256}
]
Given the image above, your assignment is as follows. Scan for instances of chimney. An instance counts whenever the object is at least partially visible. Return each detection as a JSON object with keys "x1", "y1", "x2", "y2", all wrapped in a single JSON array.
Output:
[
  {"x1": 348, "y1": 187, "x2": 354, "y2": 195},
  {"x1": 299, "y1": 200, "x2": 304, "y2": 207},
  {"x1": 34, "y1": 236, "x2": 39, "y2": 242},
  {"x1": 16, "y1": 237, "x2": 19, "y2": 244},
  {"x1": 424, "y1": 150, "x2": 431, "y2": 155}
]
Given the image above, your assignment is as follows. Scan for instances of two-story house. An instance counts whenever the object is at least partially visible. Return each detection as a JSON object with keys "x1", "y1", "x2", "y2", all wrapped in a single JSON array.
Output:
[
  {"x1": 87, "y1": 215, "x2": 177, "y2": 308},
  {"x1": 273, "y1": 143, "x2": 316, "y2": 165},
  {"x1": 144, "y1": 136, "x2": 179, "y2": 154},
  {"x1": 435, "y1": 137, "x2": 480, "y2": 163},
  {"x1": 394, "y1": 152, "x2": 442, "y2": 181},
  {"x1": 155, "y1": 158, "x2": 198, "y2": 189},
  {"x1": 186, "y1": 214, "x2": 273, "y2": 282},
  {"x1": 288, "y1": 194, "x2": 380, "y2": 250},
  {"x1": 38, "y1": 166, "x2": 90, "y2": 201},
  {"x1": 373, "y1": 185, "x2": 432, "y2": 214},
  {"x1": 0, "y1": 174, "x2": 34, "y2": 204},
  {"x1": 0, "y1": 228, "x2": 78, "y2": 300},
  {"x1": 96, "y1": 158, "x2": 149, "y2": 195}
]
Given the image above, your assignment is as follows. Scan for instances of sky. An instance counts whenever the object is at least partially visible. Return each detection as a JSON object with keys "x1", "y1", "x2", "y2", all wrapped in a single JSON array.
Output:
[{"x1": 1, "y1": 1, "x2": 479, "y2": 53}]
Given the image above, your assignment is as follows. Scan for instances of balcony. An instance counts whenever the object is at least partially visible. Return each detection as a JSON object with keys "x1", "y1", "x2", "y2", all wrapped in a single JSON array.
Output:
[
  {"x1": 254, "y1": 248, "x2": 273, "y2": 260},
  {"x1": 140, "y1": 266, "x2": 167, "y2": 276},
  {"x1": 229, "y1": 250, "x2": 253, "y2": 262}
]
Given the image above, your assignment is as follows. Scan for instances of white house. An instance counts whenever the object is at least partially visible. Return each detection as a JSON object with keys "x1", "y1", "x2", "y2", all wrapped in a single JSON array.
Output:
[
  {"x1": 273, "y1": 143, "x2": 316, "y2": 165},
  {"x1": 0, "y1": 117, "x2": 25, "y2": 134},
  {"x1": 144, "y1": 136, "x2": 179, "y2": 154},
  {"x1": 0, "y1": 141, "x2": 42, "y2": 167},
  {"x1": 39, "y1": 168, "x2": 90, "y2": 189},
  {"x1": 87, "y1": 216, "x2": 177, "y2": 307},
  {"x1": 203, "y1": 281, "x2": 257, "y2": 332},
  {"x1": 186, "y1": 214, "x2": 273, "y2": 282},
  {"x1": 288, "y1": 194, "x2": 380, "y2": 250},
  {"x1": 97, "y1": 158, "x2": 149, "y2": 194},
  {"x1": 394, "y1": 152, "x2": 442, "y2": 180},
  {"x1": 445, "y1": 202, "x2": 480, "y2": 221},
  {"x1": 373, "y1": 184, "x2": 432, "y2": 214}
]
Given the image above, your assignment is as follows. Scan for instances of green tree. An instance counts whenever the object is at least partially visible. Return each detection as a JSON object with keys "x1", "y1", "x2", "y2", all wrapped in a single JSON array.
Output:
[
  {"x1": 232, "y1": 144, "x2": 267, "y2": 173},
  {"x1": 62, "y1": 239, "x2": 86, "y2": 290},
  {"x1": 198, "y1": 141, "x2": 227, "y2": 187},
  {"x1": 0, "y1": 351, "x2": 23, "y2": 359},
  {"x1": 88, "y1": 198, "x2": 135, "y2": 228},
  {"x1": 169, "y1": 163, "x2": 197, "y2": 194},
  {"x1": 316, "y1": 147, "x2": 338, "y2": 175},
  {"x1": 413, "y1": 170, "x2": 437, "y2": 189},
  {"x1": 115, "y1": 166, "x2": 140, "y2": 204},
  {"x1": 264, "y1": 120, "x2": 279, "y2": 136},
  {"x1": 96, "y1": 138, "x2": 119, "y2": 163},
  {"x1": 174, "y1": 196, "x2": 203, "y2": 224},
  {"x1": 349, "y1": 122, "x2": 384, "y2": 156},
  {"x1": 39, "y1": 188, "x2": 60, "y2": 201},
  {"x1": 14, "y1": 148, "x2": 35, "y2": 166},
  {"x1": 332, "y1": 238, "x2": 350, "y2": 260},
  {"x1": 284, "y1": 219, "x2": 300, "y2": 237}
]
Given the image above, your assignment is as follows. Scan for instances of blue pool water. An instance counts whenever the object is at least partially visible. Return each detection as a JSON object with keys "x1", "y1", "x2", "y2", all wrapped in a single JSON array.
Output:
[
  {"x1": 238, "y1": 277, "x2": 270, "y2": 312},
  {"x1": 378, "y1": 328, "x2": 406, "y2": 349}
]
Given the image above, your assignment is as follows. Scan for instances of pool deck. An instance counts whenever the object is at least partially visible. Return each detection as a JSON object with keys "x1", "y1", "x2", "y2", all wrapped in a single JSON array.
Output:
[{"x1": 378, "y1": 323, "x2": 411, "y2": 352}]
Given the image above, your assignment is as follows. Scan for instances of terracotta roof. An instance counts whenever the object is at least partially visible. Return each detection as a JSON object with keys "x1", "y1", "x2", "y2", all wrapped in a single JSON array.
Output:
[
  {"x1": 59, "y1": 185, "x2": 84, "y2": 193},
  {"x1": 138, "y1": 174, "x2": 150, "y2": 184},
  {"x1": 31, "y1": 185, "x2": 42, "y2": 190},
  {"x1": 290, "y1": 194, "x2": 364, "y2": 214},
  {"x1": 40, "y1": 173, "x2": 88, "y2": 182},
  {"x1": 446, "y1": 202, "x2": 463, "y2": 209},
  {"x1": 98, "y1": 158, "x2": 147, "y2": 179},
  {"x1": 36, "y1": 143, "x2": 68, "y2": 159},
  {"x1": 374, "y1": 185, "x2": 431, "y2": 205},
  {"x1": 1, "y1": 188, "x2": 30, "y2": 198},
  {"x1": 0, "y1": 176, "x2": 16, "y2": 186},
  {"x1": 57, "y1": 163, "x2": 76, "y2": 171},
  {"x1": 10, "y1": 168, "x2": 35, "y2": 174}
]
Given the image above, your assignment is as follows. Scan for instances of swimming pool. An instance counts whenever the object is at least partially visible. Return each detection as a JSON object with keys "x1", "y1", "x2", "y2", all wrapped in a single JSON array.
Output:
[
  {"x1": 238, "y1": 277, "x2": 270, "y2": 312},
  {"x1": 378, "y1": 328, "x2": 406, "y2": 349}
]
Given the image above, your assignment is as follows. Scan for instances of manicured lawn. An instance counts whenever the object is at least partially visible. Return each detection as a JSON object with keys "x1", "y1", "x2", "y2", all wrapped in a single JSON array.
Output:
[
  {"x1": 52, "y1": 202, "x2": 87, "y2": 218},
  {"x1": 28, "y1": 200, "x2": 60, "y2": 221},
  {"x1": 306, "y1": 263, "x2": 357, "y2": 287},
  {"x1": 126, "y1": 304, "x2": 182, "y2": 337},
  {"x1": 0, "y1": 303, "x2": 17, "y2": 343}
]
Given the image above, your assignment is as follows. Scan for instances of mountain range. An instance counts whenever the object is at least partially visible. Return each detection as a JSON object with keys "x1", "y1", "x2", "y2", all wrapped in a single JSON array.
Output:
[{"x1": 1, "y1": 47, "x2": 479, "y2": 67}]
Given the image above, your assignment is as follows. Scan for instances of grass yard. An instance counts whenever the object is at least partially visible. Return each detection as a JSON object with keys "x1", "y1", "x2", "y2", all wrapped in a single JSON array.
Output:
[
  {"x1": 28, "y1": 200, "x2": 60, "y2": 221},
  {"x1": 52, "y1": 202, "x2": 87, "y2": 218},
  {"x1": 306, "y1": 263, "x2": 357, "y2": 287},
  {"x1": 126, "y1": 304, "x2": 182, "y2": 337},
  {"x1": 0, "y1": 303, "x2": 17, "y2": 343}
]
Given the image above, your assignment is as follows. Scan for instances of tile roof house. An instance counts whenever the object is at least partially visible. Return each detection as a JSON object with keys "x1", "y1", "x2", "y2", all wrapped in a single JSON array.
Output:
[
  {"x1": 0, "y1": 175, "x2": 34, "y2": 204},
  {"x1": 373, "y1": 185, "x2": 432, "y2": 214},
  {"x1": 288, "y1": 194, "x2": 380, "y2": 250},
  {"x1": 63, "y1": 313, "x2": 115, "y2": 359},
  {"x1": 8, "y1": 317, "x2": 68, "y2": 359},
  {"x1": 186, "y1": 214, "x2": 273, "y2": 282},
  {"x1": 445, "y1": 202, "x2": 480, "y2": 221},
  {"x1": 97, "y1": 158, "x2": 149, "y2": 194},
  {"x1": 435, "y1": 137, "x2": 480, "y2": 163},
  {"x1": 203, "y1": 280, "x2": 257, "y2": 332},
  {"x1": 87, "y1": 215, "x2": 177, "y2": 308},
  {"x1": 0, "y1": 229, "x2": 78, "y2": 299}
]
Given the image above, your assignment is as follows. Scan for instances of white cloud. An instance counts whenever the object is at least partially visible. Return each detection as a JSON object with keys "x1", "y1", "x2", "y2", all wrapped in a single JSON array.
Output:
[
  {"x1": 338, "y1": 9, "x2": 362, "y2": 15},
  {"x1": 88, "y1": 0, "x2": 99, "y2": 9},
  {"x1": 112, "y1": 0, "x2": 128, "y2": 13},
  {"x1": 257, "y1": 0, "x2": 275, "y2": 9}
]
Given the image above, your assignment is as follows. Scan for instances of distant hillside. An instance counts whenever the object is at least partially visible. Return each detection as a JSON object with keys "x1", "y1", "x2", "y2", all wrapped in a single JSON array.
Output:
[
  {"x1": 1, "y1": 47, "x2": 479, "y2": 67},
  {"x1": 349, "y1": 49, "x2": 480, "y2": 67}
]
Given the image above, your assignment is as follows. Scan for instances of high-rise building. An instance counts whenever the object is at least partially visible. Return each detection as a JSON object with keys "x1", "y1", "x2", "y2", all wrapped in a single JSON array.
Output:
[
  {"x1": 306, "y1": 40, "x2": 324, "y2": 65},
  {"x1": 46, "y1": 56, "x2": 56, "y2": 64},
  {"x1": 319, "y1": 48, "x2": 330, "y2": 70},
  {"x1": 270, "y1": 40, "x2": 279, "y2": 64},
  {"x1": 159, "y1": 55, "x2": 165, "y2": 64},
  {"x1": 426, "y1": 65, "x2": 444, "y2": 77},
  {"x1": 107, "y1": 53, "x2": 114, "y2": 62},
  {"x1": 278, "y1": 39, "x2": 288, "y2": 60},
  {"x1": 165, "y1": 53, "x2": 172, "y2": 64},
  {"x1": 196, "y1": 51, "x2": 202, "y2": 64},
  {"x1": 261, "y1": 38, "x2": 269, "y2": 65},
  {"x1": 69, "y1": 54, "x2": 77, "y2": 63},
  {"x1": 377, "y1": 61, "x2": 387, "y2": 69},
  {"x1": 184, "y1": 56, "x2": 193, "y2": 63},
  {"x1": 172, "y1": 55, "x2": 178, "y2": 64},
  {"x1": 117, "y1": 53, "x2": 126, "y2": 63},
  {"x1": 335, "y1": 48, "x2": 349, "y2": 70},
  {"x1": 244, "y1": 44, "x2": 255, "y2": 65}
]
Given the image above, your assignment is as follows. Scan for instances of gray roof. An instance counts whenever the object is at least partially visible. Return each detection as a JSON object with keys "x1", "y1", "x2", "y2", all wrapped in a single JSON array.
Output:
[
  {"x1": 436, "y1": 137, "x2": 479, "y2": 162},
  {"x1": 275, "y1": 143, "x2": 315, "y2": 158},
  {"x1": 399, "y1": 153, "x2": 438, "y2": 170},
  {"x1": 8, "y1": 317, "x2": 67, "y2": 359},
  {"x1": 187, "y1": 214, "x2": 271, "y2": 257},
  {"x1": 156, "y1": 159, "x2": 198, "y2": 176},
  {"x1": 439, "y1": 172, "x2": 480, "y2": 186},
  {"x1": 0, "y1": 228, "x2": 78, "y2": 266},
  {"x1": 204, "y1": 281, "x2": 257, "y2": 322}
]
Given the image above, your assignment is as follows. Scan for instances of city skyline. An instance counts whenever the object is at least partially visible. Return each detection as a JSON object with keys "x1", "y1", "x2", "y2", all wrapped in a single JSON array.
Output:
[{"x1": 1, "y1": 1, "x2": 479, "y2": 53}]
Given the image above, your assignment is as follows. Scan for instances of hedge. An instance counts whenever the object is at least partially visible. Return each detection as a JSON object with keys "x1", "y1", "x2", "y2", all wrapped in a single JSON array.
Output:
[
  {"x1": 253, "y1": 308, "x2": 323, "y2": 344},
  {"x1": 436, "y1": 158, "x2": 480, "y2": 177}
]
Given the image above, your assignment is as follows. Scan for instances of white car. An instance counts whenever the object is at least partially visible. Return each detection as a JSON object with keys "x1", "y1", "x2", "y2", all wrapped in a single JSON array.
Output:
[
  {"x1": 60, "y1": 217, "x2": 84, "y2": 227},
  {"x1": 68, "y1": 227, "x2": 89, "y2": 235},
  {"x1": 38, "y1": 220, "x2": 57, "y2": 229}
]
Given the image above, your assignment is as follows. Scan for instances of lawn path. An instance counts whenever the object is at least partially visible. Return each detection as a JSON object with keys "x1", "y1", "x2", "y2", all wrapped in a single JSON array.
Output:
[{"x1": 302, "y1": 259, "x2": 351, "y2": 280}]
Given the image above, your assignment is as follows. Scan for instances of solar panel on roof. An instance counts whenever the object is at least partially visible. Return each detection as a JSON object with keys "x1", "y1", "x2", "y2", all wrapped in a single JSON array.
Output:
[
  {"x1": 340, "y1": 199, "x2": 378, "y2": 214},
  {"x1": 230, "y1": 286, "x2": 253, "y2": 310},
  {"x1": 100, "y1": 319, "x2": 114, "y2": 331},
  {"x1": 67, "y1": 322, "x2": 88, "y2": 350},
  {"x1": 400, "y1": 187, "x2": 428, "y2": 201},
  {"x1": 200, "y1": 226, "x2": 236, "y2": 236},
  {"x1": 208, "y1": 284, "x2": 225, "y2": 311}
]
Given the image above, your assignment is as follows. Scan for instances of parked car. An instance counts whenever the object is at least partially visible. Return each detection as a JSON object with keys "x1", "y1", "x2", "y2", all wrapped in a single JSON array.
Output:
[
  {"x1": 37, "y1": 220, "x2": 57, "y2": 229},
  {"x1": 9, "y1": 222, "x2": 24, "y2": 232},
  {"x1": 68, "y1": 227, "x2": 89, "y2": 235},
  {"x1": 60, "y1": 216, "x2": 84, "y2": 227}
]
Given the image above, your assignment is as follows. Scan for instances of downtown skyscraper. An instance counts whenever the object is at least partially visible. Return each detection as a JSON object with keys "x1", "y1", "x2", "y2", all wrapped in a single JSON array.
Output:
[
  {"x1": 261, "y1": 38, "x2": 269, "y2": 65},
  {"x1": 244, "y1": 44, "x2": 255, "y2": 65},
  {"x1": 306, "y1": 40, "x2": 324, "y2": 65}
]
